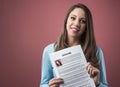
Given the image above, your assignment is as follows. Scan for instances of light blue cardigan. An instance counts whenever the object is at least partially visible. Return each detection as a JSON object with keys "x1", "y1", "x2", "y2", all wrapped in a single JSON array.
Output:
[{"x1": 40, "y1": 43, "x2": 108, "y2": 87}]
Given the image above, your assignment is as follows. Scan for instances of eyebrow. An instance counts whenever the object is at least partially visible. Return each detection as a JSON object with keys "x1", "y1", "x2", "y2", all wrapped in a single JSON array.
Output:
[
  {"x1": 70, "y1": 14, "x2": 86, "y2": 19},
  {"x1": 70, "y1": 14, "x2": 77, "y2": 17}
]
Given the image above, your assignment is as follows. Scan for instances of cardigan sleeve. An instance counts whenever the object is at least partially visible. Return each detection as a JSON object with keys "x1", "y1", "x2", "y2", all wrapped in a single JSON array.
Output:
[
  {"x1": 96, "y1": 47, "x2": 109, "y2": 87},
  {"x1": 40, "y1": 44, "x2": 54, "y2": 87}
]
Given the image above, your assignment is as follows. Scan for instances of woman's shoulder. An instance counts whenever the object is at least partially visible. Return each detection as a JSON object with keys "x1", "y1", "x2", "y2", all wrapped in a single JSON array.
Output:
[
  {"x1": 96, "y1": 46, "x2": 104, "y2": 61},
  {"x1": 44, "y1": 43, "x2": 55, "y2": 53},
  {"x1": 96, "y1": 46, "x2": 103, "y2": 55}
]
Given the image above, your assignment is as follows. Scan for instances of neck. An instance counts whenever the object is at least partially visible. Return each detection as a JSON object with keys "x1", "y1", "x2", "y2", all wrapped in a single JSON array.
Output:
[{"x1": 68, "y1": 37, "x2": 80, "y2": 46}]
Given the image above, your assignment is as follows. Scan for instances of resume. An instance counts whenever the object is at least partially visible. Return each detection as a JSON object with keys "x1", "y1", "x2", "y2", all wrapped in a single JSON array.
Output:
[{"x1": 49, "y1": 45, "x2": 95, "y2": 87}]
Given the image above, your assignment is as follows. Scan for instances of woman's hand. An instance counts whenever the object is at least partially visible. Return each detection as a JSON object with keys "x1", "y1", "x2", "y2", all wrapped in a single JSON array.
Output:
[
  {"x1": 86, "y1": 62, "x2": 100, "y2": 86},
  {"x1": 48, "y1": 77, "x2": 63, "y2": 87}
]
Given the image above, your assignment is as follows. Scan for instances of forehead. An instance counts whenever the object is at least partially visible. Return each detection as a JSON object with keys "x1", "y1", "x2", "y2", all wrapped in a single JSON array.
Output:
[{"x1": 69, "y1": 8, "x2": 86, "y2": 18}]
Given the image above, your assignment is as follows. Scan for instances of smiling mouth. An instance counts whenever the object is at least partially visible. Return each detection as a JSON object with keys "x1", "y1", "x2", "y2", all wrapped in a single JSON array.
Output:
[{"x1": 71, "y1": 28, "x2": 80, "y2": 32}]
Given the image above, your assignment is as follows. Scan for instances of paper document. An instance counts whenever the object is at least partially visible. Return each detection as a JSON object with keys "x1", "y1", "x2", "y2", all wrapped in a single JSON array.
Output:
[{"x1": 49, "y1": 45, "x2": 95, "y2": 87}]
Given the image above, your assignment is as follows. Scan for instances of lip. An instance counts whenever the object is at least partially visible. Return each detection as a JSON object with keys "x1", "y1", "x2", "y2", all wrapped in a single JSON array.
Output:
[{"x1": 71, "y1": 28, "x2": 80, "y2": 32}]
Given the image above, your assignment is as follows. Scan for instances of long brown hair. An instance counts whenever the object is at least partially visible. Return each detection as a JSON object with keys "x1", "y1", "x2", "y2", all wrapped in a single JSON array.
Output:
[{"x1": 55, "y1": 3, "x2": 99, "y2": 69}]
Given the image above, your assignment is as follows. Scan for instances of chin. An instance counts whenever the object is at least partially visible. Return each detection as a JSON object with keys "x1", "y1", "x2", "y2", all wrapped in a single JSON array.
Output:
[{"x1": 70, "y1": 34, "x2": 80, "y2": 38}]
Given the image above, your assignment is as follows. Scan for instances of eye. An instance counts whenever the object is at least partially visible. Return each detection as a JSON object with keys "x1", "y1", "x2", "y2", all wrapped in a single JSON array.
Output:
[
  {"x1": 70, "y1": 16, "x2": 76, "y2": 20},
  {"x1": 79, "y1": 18, "x2": 86, "y2": 24}
]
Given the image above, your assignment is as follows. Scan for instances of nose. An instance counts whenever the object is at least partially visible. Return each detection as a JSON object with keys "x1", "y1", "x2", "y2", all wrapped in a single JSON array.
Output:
[{"x1": 74, "y1": 20, "x2": 80, "y2": 27}]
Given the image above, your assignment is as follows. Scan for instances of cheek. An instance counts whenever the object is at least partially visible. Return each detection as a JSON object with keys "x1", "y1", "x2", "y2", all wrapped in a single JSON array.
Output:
[
  {"x1": 66, "y1": 22, "x2": 71, "y2": 34},
  {"x1": 66, "y1": 22, "x2": 69, "y2": 30},
  {"x1": 82, "y1": 25, "x2": 86, "y2": 31},
  {"x1": 66, "y1": 20, "x2": 72, "y2": 29}
]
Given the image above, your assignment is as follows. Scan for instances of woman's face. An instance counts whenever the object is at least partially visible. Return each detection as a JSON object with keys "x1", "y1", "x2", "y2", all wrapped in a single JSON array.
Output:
[{"x1": 66, "y1": 8, "x2": 86, "y2": 38}]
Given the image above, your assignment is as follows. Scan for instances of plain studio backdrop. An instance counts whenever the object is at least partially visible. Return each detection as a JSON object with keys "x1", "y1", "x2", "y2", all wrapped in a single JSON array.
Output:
[{"x1": 0, "y1": 0, "x2": 120, "y2": 87}]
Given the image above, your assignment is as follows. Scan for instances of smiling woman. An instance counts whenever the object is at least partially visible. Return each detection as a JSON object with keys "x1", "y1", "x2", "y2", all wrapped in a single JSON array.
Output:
[
  {"x1": 66, "y1": 8, "x2": 86, "y2": 42},
  {"x1": 40, "y1": 3, "x2": 108, "y2": 87}
]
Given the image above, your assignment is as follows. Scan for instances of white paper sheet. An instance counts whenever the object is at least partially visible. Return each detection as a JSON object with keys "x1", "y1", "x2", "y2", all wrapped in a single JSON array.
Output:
[{"x1": 49, "y1": 45, "x2": 95, "y2": 87}]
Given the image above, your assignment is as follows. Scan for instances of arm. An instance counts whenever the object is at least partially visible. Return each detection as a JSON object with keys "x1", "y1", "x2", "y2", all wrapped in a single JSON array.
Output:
[
  {"x1": 97, "y1": 47, "x2": 109, "y2": 87},
  {"x1": 40, "y1": 45, "x2": 54, "y2": 87}
]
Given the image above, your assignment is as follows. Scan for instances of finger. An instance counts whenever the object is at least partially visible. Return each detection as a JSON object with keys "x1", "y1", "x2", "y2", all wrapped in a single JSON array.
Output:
[
  {"x1": 50, "y1": 78, "x2": 62, "y2": 82},
  {"x1": 87, "y1": 64, "x2": 92, "y2": 74},
  {"x1": 87, "y1": 64, "x2": 95, "y2": 77},
  {"x1": 90, "y1": 66, "x2": 98, "y2": 76},
  {"x1": 86, "y1": 62, "x2": 91, "y2": 69},
  {"x1": 91, "y1": 67, "x2": 100, "y2": 78},
  {"x1": 91, "y1": 68, "x2": 97, "y2": 77},
  {"x1": 93, "y1": 68, "x2": 100, "y2": 76},
  {"x1": 49, "y1": 78, "x2": 63, "y2": 86},
  {"x1": 49, "y1": 81, "x2": 62, "y2": 87},
  {"x1": 92, "y1": 70, "x2": 100, "y2": 85},
  {"x1": 90, "y1": 67, "x2": 93, "y2": 76},
  {"x1": 89, "y1": 67, "x2": 94, "y2": 77},
  {"x1": 92, "y1": 69, "x2": 95, "y2": 76},
  {"x1": 50, "y1": 84, "x2": 59, "y2": 87}
]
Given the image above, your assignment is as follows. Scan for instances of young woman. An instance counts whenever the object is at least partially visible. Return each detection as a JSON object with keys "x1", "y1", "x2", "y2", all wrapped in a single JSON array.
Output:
[{"x1": 40, "y1": 3, "x2": 108, "y2": 87}]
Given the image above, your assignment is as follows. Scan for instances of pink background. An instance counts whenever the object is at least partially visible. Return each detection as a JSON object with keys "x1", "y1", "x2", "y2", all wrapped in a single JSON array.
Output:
[{"x1": 0, "y1": 0, "x2": 120, "y2": 87}]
